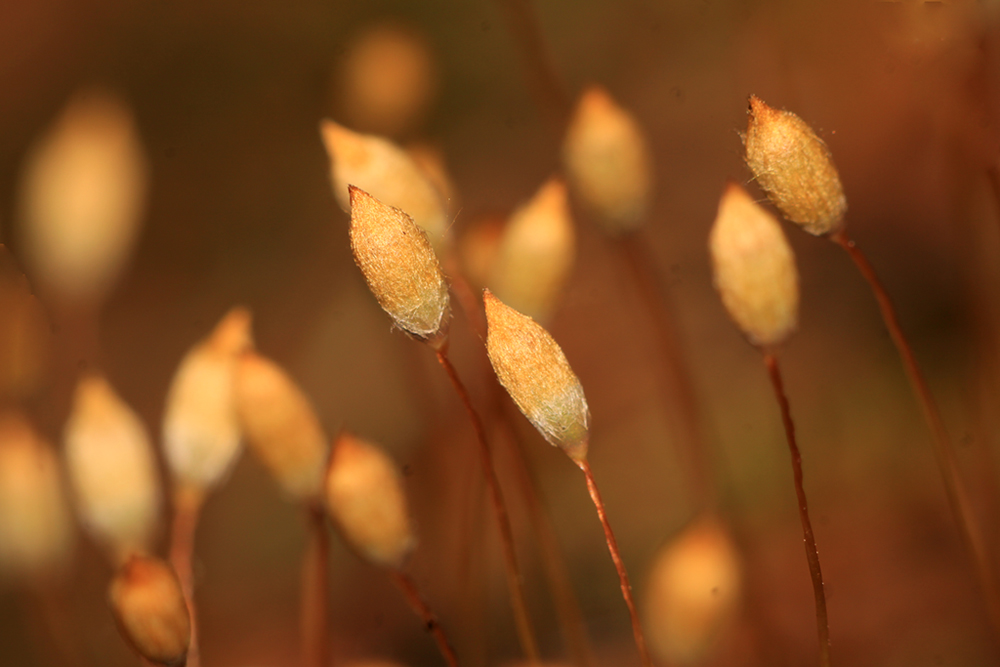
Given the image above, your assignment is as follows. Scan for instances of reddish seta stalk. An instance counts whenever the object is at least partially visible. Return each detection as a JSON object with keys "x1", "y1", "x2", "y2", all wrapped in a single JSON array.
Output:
[
  {"x1": 434, "y1": 348, "x2": 541, "y2": 662},
  {"x1": 391, "y1": 569, "x2": 460, "y2": 667},
  {"x1": 168, "y1": 487, "x2": 203, "y2": 667},
  {"x1": 762, "y1": 352, "x2": 831, "y2": 667},
  {"x1": 302, "y1": 503, "x2": 329, "y2": 667},
  {"x1": 830, "y1": 229, "x2": 1000, "y2": 636},
  {"x1": 502, "y1": 410, "x2": 598, "y2": 667},
  {"x1": 578, "y1": 459, "x2": 653, "y2": 667}
]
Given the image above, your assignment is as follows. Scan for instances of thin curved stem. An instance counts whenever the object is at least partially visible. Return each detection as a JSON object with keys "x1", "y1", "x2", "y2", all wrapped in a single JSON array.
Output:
[
  {"x1": 168, "y1": 486, "x2": 203, "y2": 667},
  {"x1": 302, "y1": 503, "x2": 329, "y2": 667},
  {"x1": 451, "y1": 261, "x2": 596, "y2": 666},
  {"x1": 502, "y1": 410, "x2": 598, "y2": 667},
  {"x1": 435, "y1": 349, "x2": 540, "y2": 662},
  {"x1": 454, "y1": 259, "x2": 595, "y2": 667},
  {"x1": 831, "y1": 229, "x2": 1000, "y2": 635},
  {"x1": 391, "y1": 569, "x2": 461, "y2": 667},
  {"x1": 762, "y1": 353, "x2": 831, "y2": 667},
  {"x1": 578, "y1": 459, "x2": 652, "y2": 667}
]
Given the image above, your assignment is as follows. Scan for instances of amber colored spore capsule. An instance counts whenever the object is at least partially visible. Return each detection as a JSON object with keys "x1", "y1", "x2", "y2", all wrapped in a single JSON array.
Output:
[
  {"x1": 744, "y1": 95, "x2": 846, "y2": 236},
  {"x1": 108, "y1": 555, "x2": 191, "y2": 667}
]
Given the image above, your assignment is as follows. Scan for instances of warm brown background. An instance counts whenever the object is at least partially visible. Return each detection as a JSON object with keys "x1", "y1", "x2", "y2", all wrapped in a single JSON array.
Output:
[{"x1": 1, "y1": 1, "x2": 1000, "y2": 666}]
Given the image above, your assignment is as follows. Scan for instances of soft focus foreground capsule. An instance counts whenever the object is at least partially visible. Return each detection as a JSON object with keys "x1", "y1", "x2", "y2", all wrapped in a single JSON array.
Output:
[
  {"x1": 108, "y1": 554, "x2": 190, "y2": 667},
  {"x1": 644, "y1": 518, "x2": 742, "y2": 665},
  {"x1": 0, "y1": 412, "x2": 73, "y2": 578},
  {"x1": 65, "y1": 375, "x2": 161, "y2": 563},
  {"x1": 18, "y1": 89, "x2": 148, "y2": 305},
  {"x1": 348, "y1": 186, "x2": 451, "y2": 347},
  {"x1": 709, "y1": 184, "x2": 799, "y2": 347},
  {"x1": 490, "y1": 177, "x2": 575, "y2": 324},
  {"x1": 234, "y1": 352, "x2": 328, "y2": 501},
  {"x1": 338, "y1": 23, "x2": 438, "y2": 137},
  {"x1": 162, "y1": 308, "x2": 253, "y2": 491},
  {"x1": 324, "y1": 432, "x2": 415, "y2": 569},
  {"x1": 562, "y1": 86, "x2": 652, "y2": 235},
  {"x1": 483, "y1": 290, "x2": 589, "y2": 463},
  {"x1": 320, "y1": 121, "x2": 451, "y2": 255},
  {"x1": 744, "y1": 95, "x2": 846, "y2": 236}
]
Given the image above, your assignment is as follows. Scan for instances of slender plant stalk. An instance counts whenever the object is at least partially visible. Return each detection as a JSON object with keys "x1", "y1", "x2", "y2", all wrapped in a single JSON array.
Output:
[
  {"x1": 168, "y1": 486, "x2": 204, "y2": 667},
  {"x1": 500, "y1": 405, "x2": 598, "y2": 667},
  {"x1": 391, "y1": 569, "x2": 461, "y2": 667},
  {"x1": 447, "y1": 255, "x2": 596, "y2": 666},
  {"x1": 619, "y1": 232, "x2": 713, "y2": 506},
  {"x1": 830, "y1": 228, "x2": 1000, "y2": 634},
  {"x1": 455, "y1": 453, "x2": 489, "y2": 667},
  {"x1": 762, "y1": 353, "x2": 831, "y2": 667},
  {"x1": 578, "y1": 459, "x2": 652, "y2": 667},
  {"x1": 434, "y1": 349, "x2": 541, "y2": 662},
  {"x1": 302, "y1": 503, "x2": 329, "y2": 667}
]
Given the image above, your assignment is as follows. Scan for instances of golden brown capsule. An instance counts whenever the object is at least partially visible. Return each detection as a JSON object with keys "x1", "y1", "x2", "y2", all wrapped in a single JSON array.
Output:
[
  {"x1": 64, "y1": 374, "x2": 161, "y2": 563},
  {"x1": 744, "y1": 95, "x2": 846, "y2": 236},
  {"x1": 162, "y1": 307, "x2": 253, "y2": 491},
  {"x1": 709, "y1": 183, "x2": 799, "y2": 347},
  {"x1": 337, "y1": 23, "x2": 438, "y2": 137},
  {"x1": 644, "y1": 518, "x2": 742, "y2": 665},
  {"x1": 348, "y1": 186, "x2": 451, "y2": 348},
  {"x1": 490, "y1": 177, "x2": 575, "y2": 324},
  {"x1": 483, "y1": 290, "x2": 589, "y2": 463},
  {"x1": 234, "y1": 352, "x2": 328, "y2": 501},
  {"x1": 17, "y1": 89, "x2": 148, "y2": 304},
  {"x1": 562, "y1": 85, "x2": 652, "y2": 235},
  {"x1": 108, "y1": 554, "x2": 191, "y2": 667},
  {"x1": 321, "y1": 121, "x2": 451, "y2": 255},
  {"x1": 0, "y1": 411, "x2": 73, "y2": 578},
  {"x1": 324, "y1": 432, "x2": 415, "y2": 569}
]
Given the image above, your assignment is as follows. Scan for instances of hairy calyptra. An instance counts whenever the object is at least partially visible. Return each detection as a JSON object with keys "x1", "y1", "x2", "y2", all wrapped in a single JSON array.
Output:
[
  {"x1": 744, "y1": 95, "x2": 846, "y2": 236},
  {"x1": 348, "y1": 186, "x2": 451, "y2": 348},
  {"x1": 483, "y1": 289, "x2": 589, "y2": 463}
]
